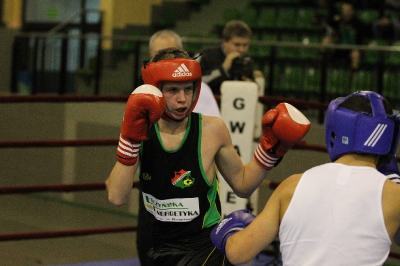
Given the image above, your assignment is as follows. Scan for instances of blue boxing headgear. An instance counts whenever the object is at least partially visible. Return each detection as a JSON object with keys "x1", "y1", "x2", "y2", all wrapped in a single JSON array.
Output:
[{"x1": 325, "y1": 91, "x2": 399, "y2": 162}]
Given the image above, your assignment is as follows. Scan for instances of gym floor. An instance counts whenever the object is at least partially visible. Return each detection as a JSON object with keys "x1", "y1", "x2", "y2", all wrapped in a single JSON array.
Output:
[
  {"x1": 0, "y1": 193, "x2": 282, "y2": 266},
  {"x1": 3, "y1": 187, "x2": 400, "y2": 265},
  {"x1": 1, "y1": 193, "x2": 138, "y2": 266}
]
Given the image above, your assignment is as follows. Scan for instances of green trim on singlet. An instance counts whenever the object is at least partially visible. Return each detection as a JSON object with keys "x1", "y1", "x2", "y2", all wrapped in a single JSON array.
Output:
[
  {"x1": 197, "y1": 114, "x2": 212, "y2": 187},
  {"x1": 154, "y1": 115, "x2": 192, "y2": 152},
  {"x1": 203, "y1": 175, "x2": 222, "y2": 228},
  {"x1": 198, "y1": 114, "x2": 222, "y2": 228}
]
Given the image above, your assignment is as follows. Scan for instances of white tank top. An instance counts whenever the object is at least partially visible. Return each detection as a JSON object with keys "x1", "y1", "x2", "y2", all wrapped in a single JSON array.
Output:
[{"x1": 279, "y1": 163, "x2": 391, "y2": 266}]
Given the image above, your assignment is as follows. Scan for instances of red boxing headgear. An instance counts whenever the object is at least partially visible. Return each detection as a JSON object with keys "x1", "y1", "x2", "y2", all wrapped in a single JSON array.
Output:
[{"x1": 141, "y1": 58, "x2": 202, "y2": 122}]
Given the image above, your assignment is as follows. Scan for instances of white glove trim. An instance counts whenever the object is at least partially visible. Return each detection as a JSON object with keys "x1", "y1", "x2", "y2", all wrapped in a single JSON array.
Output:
[
  {"x1": 254, "y1": 144, "x2": 280, "y2": 169},
  {"x1": 283, "y1": 103, "x2": 311, "y2": 125},
  {"x1": 117, "y1": 136, "x2": 140, "y2": 158}
]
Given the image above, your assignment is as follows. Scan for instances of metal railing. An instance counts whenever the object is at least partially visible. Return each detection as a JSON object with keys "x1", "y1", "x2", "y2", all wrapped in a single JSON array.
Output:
[
  {"x1": 10, "y1": 31, "x2": 400, "y2": 107},
  {"x1": 46, "y1": 8, "x2": 102, "y2": 37}
]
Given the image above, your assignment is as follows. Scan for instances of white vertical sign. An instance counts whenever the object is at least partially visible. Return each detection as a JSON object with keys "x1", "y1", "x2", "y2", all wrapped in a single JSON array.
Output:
[{"x1": 218, "y1": 81, "x2": 259, "y2": 216}]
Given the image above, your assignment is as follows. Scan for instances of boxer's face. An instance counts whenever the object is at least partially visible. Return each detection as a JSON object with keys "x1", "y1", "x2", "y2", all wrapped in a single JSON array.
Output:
[{"x1": 161, "y1": 81, "x2": 194, "y2": 120}]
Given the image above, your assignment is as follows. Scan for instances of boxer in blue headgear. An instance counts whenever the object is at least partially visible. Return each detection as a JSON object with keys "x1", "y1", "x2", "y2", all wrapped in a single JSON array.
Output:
[
  {"x1": 325, "y1": 90, "x2": 399, "y2": 166},
  {"x1": 210, "y1": 91, "x2": 400, "y2": 266}
]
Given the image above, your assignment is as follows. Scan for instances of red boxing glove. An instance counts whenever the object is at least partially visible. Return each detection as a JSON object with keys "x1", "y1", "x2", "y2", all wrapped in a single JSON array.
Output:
[
  {"x1": 117, "y1": 84, "x2": 165, "y2": 165},
  {"x1": 254, "y1": 102, "x2": 311, "y2": 170}
]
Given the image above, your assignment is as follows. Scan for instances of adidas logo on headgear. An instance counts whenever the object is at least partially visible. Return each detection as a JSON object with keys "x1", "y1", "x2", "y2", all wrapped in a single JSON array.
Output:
[{"x1": 173, "y1": 63, "x2": 193, "y2": 77}]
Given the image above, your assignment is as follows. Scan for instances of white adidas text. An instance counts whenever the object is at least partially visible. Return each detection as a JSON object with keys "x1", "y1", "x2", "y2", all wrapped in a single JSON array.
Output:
[{"x1": 172, "y1": 63, "x2": 192, "y2": 77}]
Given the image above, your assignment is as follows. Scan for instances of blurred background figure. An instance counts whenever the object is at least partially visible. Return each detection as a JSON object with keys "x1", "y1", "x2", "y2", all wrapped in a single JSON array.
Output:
[
  {"x1": 195, "y1": 20, "x2": 255, "y2": 96},
  {"x1": 321, "y1": 1, "x2": 368, "y2": 69}
]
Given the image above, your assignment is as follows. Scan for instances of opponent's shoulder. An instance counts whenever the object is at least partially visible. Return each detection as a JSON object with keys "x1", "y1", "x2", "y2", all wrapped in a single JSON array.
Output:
[
  {"x1": 269, "y1": 174, "x2": 303, "y2": 215},
  {"x1": 282, "y1": 173, "x2": 302, "y2": 186},
  {"x1": 275, "y1": 174, "x2": 303, "y2": 196},
  {"x1": 383, "y1": 178, "x2": 400, "y2": 199}
]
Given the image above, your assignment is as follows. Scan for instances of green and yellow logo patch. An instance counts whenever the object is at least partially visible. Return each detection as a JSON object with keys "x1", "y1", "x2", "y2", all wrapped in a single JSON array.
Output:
[{"x1": 171, "y1": 169, "x2": 195, "y2": 189}]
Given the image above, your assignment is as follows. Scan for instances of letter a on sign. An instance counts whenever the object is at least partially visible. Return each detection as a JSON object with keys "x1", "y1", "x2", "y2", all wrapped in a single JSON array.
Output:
[{"x1": 218, "y1": 81, "x2": 259, "y2": 216}]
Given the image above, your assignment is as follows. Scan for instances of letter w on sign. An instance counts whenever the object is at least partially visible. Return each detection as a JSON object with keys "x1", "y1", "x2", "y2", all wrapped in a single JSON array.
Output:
[{"x1": 230, "y1": 121, "x2": 246, "y2": 133}]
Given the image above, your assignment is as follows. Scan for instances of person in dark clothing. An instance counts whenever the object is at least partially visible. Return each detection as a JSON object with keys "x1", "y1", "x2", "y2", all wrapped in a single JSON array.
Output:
[
  {"x1": 322, "y1": 1, "x2": 368, "y2": 69},
  {"x1": 372, "y1": 9, "x2": 400, "y2": 43},
  {"x1": 195, "y1": 20, "x2": 255, "y2": 95},
  {"x1": 105, "y1": 47, "x2": 310, "y2": 265},
  {"x1": 136, "y1": 29, "x2": 221, "y2": 266}
]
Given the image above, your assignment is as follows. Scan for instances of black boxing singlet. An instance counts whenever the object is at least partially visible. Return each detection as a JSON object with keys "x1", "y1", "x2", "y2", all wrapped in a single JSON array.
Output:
[{"x1": 139, "y1": 113, "x2": 221, "y2": 241}]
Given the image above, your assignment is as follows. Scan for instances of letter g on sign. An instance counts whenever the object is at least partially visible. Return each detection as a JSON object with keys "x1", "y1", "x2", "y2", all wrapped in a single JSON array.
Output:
[{"x1": 233, "y1": 98, "x2": 245, "y2": 110}]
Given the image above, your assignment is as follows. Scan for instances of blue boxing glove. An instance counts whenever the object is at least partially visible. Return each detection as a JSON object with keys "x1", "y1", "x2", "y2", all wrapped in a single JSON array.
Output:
[
  {"x1": 210, "y1": 209, "x2": 255, "y2": 254},
  {"x1": 378, "y1": 155, "x2": 400, "y2": 184}
]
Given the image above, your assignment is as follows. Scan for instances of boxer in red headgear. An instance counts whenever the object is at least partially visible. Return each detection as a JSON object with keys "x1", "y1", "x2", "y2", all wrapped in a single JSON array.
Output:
[
  {"x1": 106, "y1": 48, "x2": 310, "y2": 266},
  {"x1": 141, "y1": 53, "x2": 202, "y2": 122}
]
